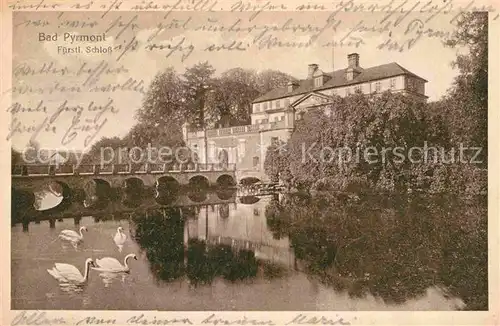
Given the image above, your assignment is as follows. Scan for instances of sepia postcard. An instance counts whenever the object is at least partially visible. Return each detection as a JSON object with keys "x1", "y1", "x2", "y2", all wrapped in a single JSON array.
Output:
[{"x1": 1, "y1": 0, "x2": 499, "y2": 324}]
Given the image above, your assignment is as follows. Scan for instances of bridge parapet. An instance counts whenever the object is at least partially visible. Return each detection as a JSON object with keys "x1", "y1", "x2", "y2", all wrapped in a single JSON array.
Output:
[{"x1": 12, "y1": 163, "x2": 237, "y2": 178}]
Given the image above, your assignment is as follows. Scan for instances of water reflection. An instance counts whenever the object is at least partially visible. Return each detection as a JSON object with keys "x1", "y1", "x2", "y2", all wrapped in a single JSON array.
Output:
[
  {"x1": 131, "y1": 208, "x2": 185, "y2": 282},
  {"x1": 263, "y1": 193, "x2": 486, "y2": 310},
  {"x1": 11, "y1": 190, "x2": 486, "y2": 310},
  {"x1": 97, "y1": 271, "x2": 130, "y2": 288},
  {"x1": 34, "y1": 187, "x2": 63, "y2": 211}
]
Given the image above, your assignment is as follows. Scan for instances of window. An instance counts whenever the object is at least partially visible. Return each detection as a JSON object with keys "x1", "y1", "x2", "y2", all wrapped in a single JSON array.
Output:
[
  {"x1": 252, "y1": 156, "x2": 260, "y2": 167},
  {"x1": 346, "y1": 87, "x2": 351, "y2": 95},
  {"x1": 375, "y1": 82, "x2": 381, "y2": 92},
  {"x1": 273, "y1": 116, "x2": 278, "y2": 122},
  {"x1": 407, "y1": 78, "x2": 415, "y2": 91},
  {"x1": 254, "y1": 103, "x2": 260, "y2": 112},
  {"x1": 279, "y1": 115, "x2": 284, "y2": 121},
  {"x1": 275, "y1": 100, "x2": 280, "y2": 108},
  {"x1": 346, "y1": 71, "x2": 354, "y2": 81},
  {"x1": 355, "y1": 85, "x2": 362, "y2": 93},
  {"x1": 271, "y1": 137, "x2": 279, "y2": 145},
  {"x1": 253, "y1": 208, "x2": 260, "y2": 216},
  {"x1": 314, "y1": 77, "x2": 323, "y2": 87},
  {"x1": 415, "y1": 80, "x2": 422, "y2": 93},
  {"x1": 263, "y1": 102, "x2": 268, "y2": 110},
  {"x1": 390, "y1": 78, "x2": 396, "y2": 89},
  {"x1": 284, "y1": 98, "x2": 290, "y2": 107}
]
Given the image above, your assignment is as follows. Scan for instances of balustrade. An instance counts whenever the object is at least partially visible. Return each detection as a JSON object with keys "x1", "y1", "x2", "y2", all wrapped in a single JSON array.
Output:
[
  {"x1": 115, "y1": 164, "x2": 131, "y2": 174},
  {"x1": 207, "y1": 130, "x2": 218, "y2": 137},
  {"x1": 219, "y1": 127, "x2": 232, "y2": 136},
  {"x1": 78, "y1": 165, "x2": 96, "y2": 175},
  {"x1": 149, "y1": 163, "x2": 164, "y2": 173},
  {"x1": 12, "y1": 161, "x2": 235, "y2": 177},
  {"x1": 99, "y1": 164, "x2": 113, "y2": 174}
]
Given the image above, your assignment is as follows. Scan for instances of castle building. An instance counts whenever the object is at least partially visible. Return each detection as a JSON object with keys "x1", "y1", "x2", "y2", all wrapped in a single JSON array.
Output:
[{"x1": 184, "y1": 53, "x2": 427, "y2": 182}]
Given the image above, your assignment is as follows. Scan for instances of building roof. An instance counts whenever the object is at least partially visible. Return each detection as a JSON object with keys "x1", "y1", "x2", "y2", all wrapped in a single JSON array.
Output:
[{"x1": 253, "y1": 62, "x2": 428, "y2": 103}]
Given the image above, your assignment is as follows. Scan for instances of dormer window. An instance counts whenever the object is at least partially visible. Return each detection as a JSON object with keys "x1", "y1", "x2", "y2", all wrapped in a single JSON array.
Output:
[
  {"x1": 314, "y1": 76, "x2": 323, "y2": 87},
  {"x1": 346, "y1": 70, "x2": 354, "y2": 81}
]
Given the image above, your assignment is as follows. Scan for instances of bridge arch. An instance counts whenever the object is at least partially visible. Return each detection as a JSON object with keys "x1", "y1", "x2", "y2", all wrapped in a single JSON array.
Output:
[
  {"x1": 48, "y1": 181, "x2": 71, "y2": 209},
  {"x1": 155, "y1": 176, "x2": 180, "y2": 205},
  {"x1": 216, "y1": 174, "x2": 236, "y2": 187},
  {"x1": 124, "y1": 177, "x2": 144, "y2": 192},
  {"x1": 84, "y1": 178, "x2": 112, "y2": 208},
  {"x1": 239, "y1": 195, "x2": 260, "y2": 205},
  {"x1": 240, "y1": 177, "x2": 261, "y2": 185},
  {"x1": 27, "y1": 181, "x2": 72, "y2": 212},
  {"x1": 188, "y1": 175, "x2": 210, "y2": 189},
  {"x1": 216, "y1": 189, "x2": 236, "y2": 200},
  {"x1": 156, "y1": 176, "x2": 180, "y2": 191},
  {"x1": 123, "y1": 177, "x2": 145, "y2": 207},
  {"x1": 11, "y1": 188, "x2": 35, "y2": 221}
]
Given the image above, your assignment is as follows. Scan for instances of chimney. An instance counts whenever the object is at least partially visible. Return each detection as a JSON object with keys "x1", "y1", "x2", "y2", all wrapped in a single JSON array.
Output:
[
  {"x1": 308, "y1": 64, "x2": 318, "y2": 79},
  {"x1": 347, "y1": 53, "x2": 359, "y2": 68},
  {"x1": 287, "y1": 80, "x2": 299, "y2": 92}
]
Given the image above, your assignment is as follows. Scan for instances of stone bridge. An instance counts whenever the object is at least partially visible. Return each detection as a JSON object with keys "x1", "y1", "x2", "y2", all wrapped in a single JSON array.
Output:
[{"x1": 11, "y1": 162, "x2": 238, "y2": 193}]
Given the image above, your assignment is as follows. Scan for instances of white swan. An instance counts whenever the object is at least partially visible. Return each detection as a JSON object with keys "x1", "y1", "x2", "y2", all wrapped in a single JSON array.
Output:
[
  {"x1": 59, "y1": 226, "x2": 87, "y2": 242},
  {"x1": 92, "y1": 254, "x2": 137, "y2": 273},
  {"x1": 47, "y1": 258, "x2": 95, "y2": 284},
  {"x1": 113, "y1": 227, "x2": 127, "y2": 252}
]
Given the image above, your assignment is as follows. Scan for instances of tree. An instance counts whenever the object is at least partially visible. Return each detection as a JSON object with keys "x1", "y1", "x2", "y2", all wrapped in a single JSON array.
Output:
[
  {"x1": 130, "y1": 67, "x2": 190, "y2": 164},
  {"x1": 11, "y1": 148, "x2": 22, "y2": 166},
  {"x1": 205, "y1": 68, "x2": 297, "y2": 128},
  {"x1": 205, "y1": 68, "x2": 260, "y2": 127},
  {"x1": 81, "y1": 136, "x2": 125, "y2": 164},
  {"x1": 444, "y1": 12, "x2": 488, "y2": 163},
  {"x1": 257, "y1": 69, "x2": 298, "y2": 94},
  {"x1": 205, "y1": 76, "x2": 244, "y2": 128},
  {"x1": 183, "y1": 62, "x2": 216, "y2": 128},
  {"x1": 281, "y1": 92, "x2": 436, "y2": 192},
  {"x1": 23, "y1": 139, "x2": 41, "y2": 164},
  {"x1": 264, "y1": 140, "x2": 290, "y2": 183},
  {"x1": 137, "y1": 68, "x2": 187, "y2": 129}
]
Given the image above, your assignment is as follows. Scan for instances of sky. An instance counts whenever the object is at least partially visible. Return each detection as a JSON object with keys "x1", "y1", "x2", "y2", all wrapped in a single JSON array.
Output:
[{"x1": 9, "y1": 10, "x2": 466, "y2": 151}]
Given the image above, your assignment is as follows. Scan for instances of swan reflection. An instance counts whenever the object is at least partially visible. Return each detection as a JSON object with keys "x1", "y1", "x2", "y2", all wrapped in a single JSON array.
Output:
[
  {"x1": 97, "y1": 271, "x2": 129, "y2": 288},
  {"x1": 113, "y1": 227, "x2": 127, "y2": 253}
]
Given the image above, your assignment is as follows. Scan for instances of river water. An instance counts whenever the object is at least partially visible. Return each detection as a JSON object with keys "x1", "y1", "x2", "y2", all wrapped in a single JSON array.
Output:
[{"x1": 11, "y1": 190, "x2": 487, "y2": 310}]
